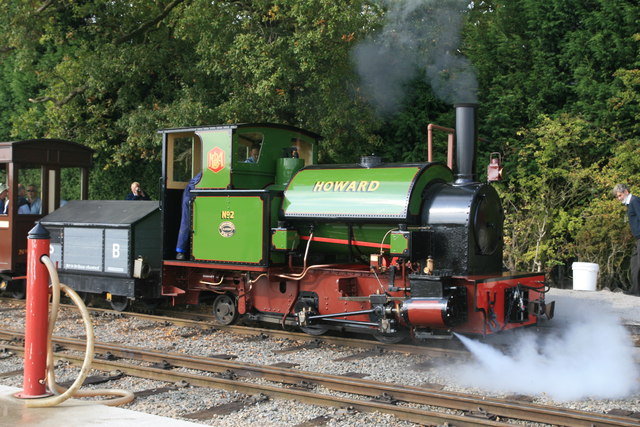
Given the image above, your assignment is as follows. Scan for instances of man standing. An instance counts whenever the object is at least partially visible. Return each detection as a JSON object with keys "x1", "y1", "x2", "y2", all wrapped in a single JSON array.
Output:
[
  {"x1": 614, "y1": 183, "x2": 640, "y2": 295},
  {"x1": 19, "y1": 184, "x2": 42, "y2": 214},
  {"x1": 176, "y1": 172, "x2": 202, "y2": 260},
  {"x1": 125, "y1": 181, "x2": 150, "y2": 201}
]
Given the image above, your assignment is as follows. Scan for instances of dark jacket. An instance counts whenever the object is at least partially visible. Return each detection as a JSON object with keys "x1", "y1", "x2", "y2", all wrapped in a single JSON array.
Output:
[
  {"x1": 125, "y1": 192, "x2": 150, "y2": 201},
  {"x1": 176, "y1": 172, "x2": 202, "y2": 253},
  {"x1": 628, "y1": 194, "x2": 640, "y2": 239}
]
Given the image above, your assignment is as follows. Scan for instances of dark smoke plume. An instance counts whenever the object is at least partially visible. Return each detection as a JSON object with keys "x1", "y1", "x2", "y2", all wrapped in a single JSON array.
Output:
[{"x1": 353, "y1": 0, "x2": 477, "y2": 115}]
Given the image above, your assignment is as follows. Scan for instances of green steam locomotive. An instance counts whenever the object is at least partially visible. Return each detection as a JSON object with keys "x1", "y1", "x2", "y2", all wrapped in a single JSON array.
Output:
[{"x1": 41, "y1": 104, "x2": 554, "y2": 341}]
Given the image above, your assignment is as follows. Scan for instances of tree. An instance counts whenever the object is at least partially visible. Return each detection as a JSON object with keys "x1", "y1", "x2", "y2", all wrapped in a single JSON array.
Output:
[
  {"x1": 466, "y1": 0, "x2": 640, "y2": 140},
  {"x1": 501, "y1": 114, "x2": 608, "y2": 274},
  {"x1": 175, "y1": 0, "x2": 385, "y2": 162},
  {"x1": 590, "y1": 46, "x2": 640, "y2": 288},
  {"x1": 2, "y1": 0, "x2": 640, "y2": 291}
]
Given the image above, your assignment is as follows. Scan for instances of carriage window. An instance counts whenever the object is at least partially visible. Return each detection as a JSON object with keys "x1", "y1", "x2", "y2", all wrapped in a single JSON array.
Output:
[
  {"x1": 237, "y1": 132, "x2": 264, "y2": 164},
  {"x1": 167, "y1": 132, "x2": 202, "y2": 189},
  {"x1": 60, "y1": 167, "x2": 82, "y2": 207},
  {"x1": 18, "y1": 166, "x2": 43, "y2": 215}
]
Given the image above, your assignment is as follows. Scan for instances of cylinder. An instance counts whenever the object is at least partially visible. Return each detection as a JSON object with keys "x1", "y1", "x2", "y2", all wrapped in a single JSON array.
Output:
[
  {"x1": 400, "y1": 298, "x2": 450, "y2": 328},
  {"x1": 17, "y1": 223, "x2": 51, "y2": 398}
]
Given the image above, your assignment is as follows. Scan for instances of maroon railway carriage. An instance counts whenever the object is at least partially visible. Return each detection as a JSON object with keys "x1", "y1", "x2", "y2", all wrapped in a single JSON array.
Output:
[{"x1": 0, "y1": 139, "x2": 92, "y2": 297}]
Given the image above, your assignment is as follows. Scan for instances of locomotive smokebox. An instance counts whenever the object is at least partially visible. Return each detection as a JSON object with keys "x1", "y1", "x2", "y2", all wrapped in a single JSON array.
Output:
[{"x1": 454, "y1": 103, "x2": 478, "y2": 185}]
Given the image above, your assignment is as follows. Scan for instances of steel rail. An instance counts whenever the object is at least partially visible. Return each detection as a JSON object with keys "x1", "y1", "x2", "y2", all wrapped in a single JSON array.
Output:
[
  {"x1": 1, "y1": 330, "x2": 637, "y2": 427},
  {"x1": 3, "y1": 297, "x2": 638, "y2": 355}
]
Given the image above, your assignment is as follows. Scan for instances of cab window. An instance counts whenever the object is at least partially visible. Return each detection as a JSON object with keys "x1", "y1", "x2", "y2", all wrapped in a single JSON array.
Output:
[
  {"x1": 291, "y1": 138, "x2": 314, "y2": 165},
  {"x1": 60, "y1": 167, "x2": 83, "y2": 207},
  {"x1": 166, "y1": 132, "x2": 202, "y2": 189},
  {"x1": 237, "y1": 132, "x2": 264, "y2": 164}
]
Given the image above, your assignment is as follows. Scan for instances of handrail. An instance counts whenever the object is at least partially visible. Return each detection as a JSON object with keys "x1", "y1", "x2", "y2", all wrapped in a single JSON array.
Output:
[{"x1": 427, "y1": 124, "x2": 455, "y2": 169}]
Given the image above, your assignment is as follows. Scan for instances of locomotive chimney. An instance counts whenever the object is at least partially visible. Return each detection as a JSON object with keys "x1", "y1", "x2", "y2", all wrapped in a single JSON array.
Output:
[{"x1": 454, "y1": 103, "x2": 478, "y2": 185}]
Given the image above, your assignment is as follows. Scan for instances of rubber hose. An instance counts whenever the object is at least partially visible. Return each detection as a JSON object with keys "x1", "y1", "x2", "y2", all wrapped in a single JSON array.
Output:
[{"x1": 25, "y1": 256, "x2": 134, "y2": 408}]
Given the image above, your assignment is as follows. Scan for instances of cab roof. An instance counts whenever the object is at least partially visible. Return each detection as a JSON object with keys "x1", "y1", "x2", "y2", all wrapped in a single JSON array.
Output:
[{"x1": 157, "y1": 123, "x2": 321, "y2": 140}]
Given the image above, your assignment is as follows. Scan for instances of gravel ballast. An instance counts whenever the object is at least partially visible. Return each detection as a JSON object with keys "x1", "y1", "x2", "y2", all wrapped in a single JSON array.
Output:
[{"x1": 0, "y1": 287, "x2": 638, "y2": 426}]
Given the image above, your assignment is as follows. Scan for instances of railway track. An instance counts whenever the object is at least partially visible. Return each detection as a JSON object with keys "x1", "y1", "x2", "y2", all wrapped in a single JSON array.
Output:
[{"x1": 0, "y1": 328, "x2": 638, "y2": 426}]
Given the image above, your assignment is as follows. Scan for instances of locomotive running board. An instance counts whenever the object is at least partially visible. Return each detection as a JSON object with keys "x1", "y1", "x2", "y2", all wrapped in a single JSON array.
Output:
[{"x1": 163, "y1": 259, "x2": 268, "y2": 272}]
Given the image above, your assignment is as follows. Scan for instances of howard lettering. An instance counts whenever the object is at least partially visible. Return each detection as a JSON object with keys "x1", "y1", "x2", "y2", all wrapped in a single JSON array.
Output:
[{"x1": 312, "y1": 181, "x2": 380, "y2": 192}]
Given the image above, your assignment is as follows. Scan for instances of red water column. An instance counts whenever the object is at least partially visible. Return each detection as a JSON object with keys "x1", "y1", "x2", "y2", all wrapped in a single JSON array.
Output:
[{"x1": 16, "y1": 222, "x2": 51, "y2": 398}]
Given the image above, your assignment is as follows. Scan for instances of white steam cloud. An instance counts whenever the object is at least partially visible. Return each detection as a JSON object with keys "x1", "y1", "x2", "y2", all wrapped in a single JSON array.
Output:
[
  {"x1": 353, "y1": 0, "x2": 478, "y2": 115},
  {"x1": 446, "y1": 297, "x2": 639, "y2": 401}
]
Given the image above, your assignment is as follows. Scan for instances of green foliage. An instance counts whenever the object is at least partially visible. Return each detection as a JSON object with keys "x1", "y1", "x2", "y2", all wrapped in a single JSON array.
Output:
[
  {"x1": 573, "y1": 197, "x2": 631, "y2": 288},
  {"x1": 466, "y1": 0, "x2": 640, "y2": 139},
  {"x1": 465, "y1": 0, "x2": 639, "y2": 289},
  {"x1": 501, "y1": 115, "x2": 609, "y2": 273},
  {"x1": 373, "y1": 80, "x2": 452, "y2": 164},
  {"x1": 0, "y1": 53, "x2": 39, "y2": 139}
]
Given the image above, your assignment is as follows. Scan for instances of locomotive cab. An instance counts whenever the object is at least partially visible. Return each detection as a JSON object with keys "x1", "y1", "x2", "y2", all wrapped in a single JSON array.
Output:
[
  {"x1": 159, "y1": 124, "x2": 321, "y2": 267},
  {"x1": 161, "y1": 124, "x2": 319, "y2": 192}
]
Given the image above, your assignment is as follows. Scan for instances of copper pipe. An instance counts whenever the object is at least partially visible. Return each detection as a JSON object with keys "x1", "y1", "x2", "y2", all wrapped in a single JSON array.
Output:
[{"x1": 427, "y1": 124, "x2": 455, "y2": 169}]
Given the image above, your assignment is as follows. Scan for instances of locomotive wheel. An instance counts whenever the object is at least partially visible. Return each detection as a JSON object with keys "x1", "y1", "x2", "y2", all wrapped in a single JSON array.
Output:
[
  {"x1": 213, "y1": 294, "x2": 238, "y2": 325},
  {"x1": 109, "y1": 295, "x2": 129, "y2": 312},
  {"x1": 8, "y1": 289, "x2": 26, "y2": 299},
  {"x1": 300, "y1": 324, "x2": 330, "y2": 336},
  {"x1": 1, "y1": 278, "x2": 26, "y2": 299},
  {"x1": 373, "y1": 329, "x2": 409, "y2": 344},
  {"x1": 78, "y1": 292, "x2": 92, "y2": 305},
  {"x1": 9, "y1": 280, "x2": 26, "y2": 300}
]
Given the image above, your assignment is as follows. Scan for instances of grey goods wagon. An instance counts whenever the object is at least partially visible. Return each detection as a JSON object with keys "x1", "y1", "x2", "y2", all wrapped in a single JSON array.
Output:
[{"x1": 40, "y1": 200, "x2": 161, "y2": 310}]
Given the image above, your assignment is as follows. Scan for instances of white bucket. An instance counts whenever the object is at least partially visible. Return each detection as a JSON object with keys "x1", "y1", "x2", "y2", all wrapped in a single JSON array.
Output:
[{"x1": 572, "y1": 262, "x2": 599, "y2": 291}]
